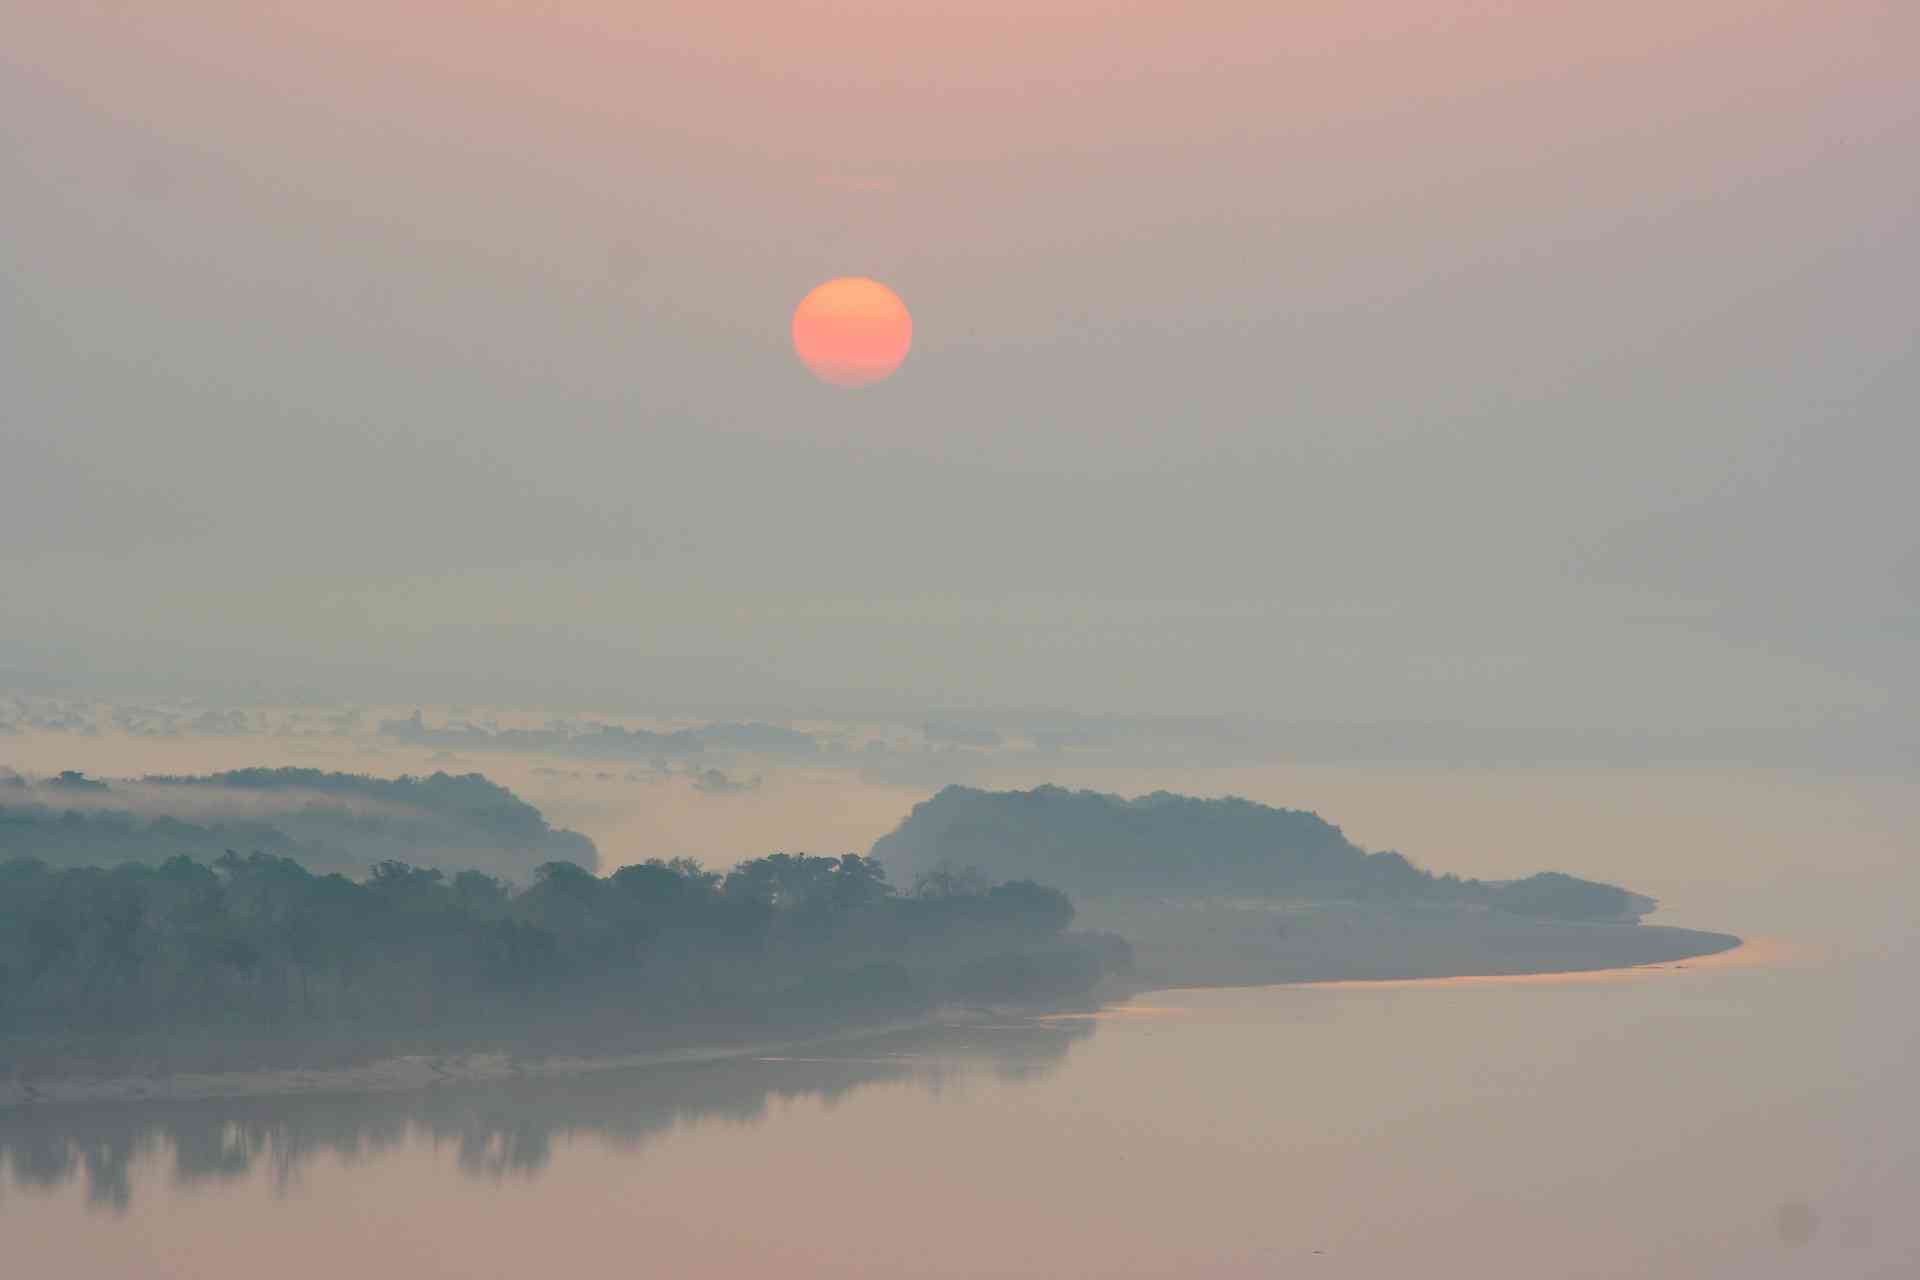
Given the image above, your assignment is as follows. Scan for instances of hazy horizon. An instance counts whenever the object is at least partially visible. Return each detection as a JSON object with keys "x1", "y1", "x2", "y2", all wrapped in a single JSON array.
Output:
[{"x1": 7, "y1": 1, "x2": 1917, "y2": 738}]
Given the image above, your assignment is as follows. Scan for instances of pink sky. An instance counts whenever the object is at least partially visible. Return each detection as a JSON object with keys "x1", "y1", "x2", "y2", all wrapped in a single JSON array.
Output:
[{"x1": 4, "y1": 1, "x2": 1915, "y2": 729}]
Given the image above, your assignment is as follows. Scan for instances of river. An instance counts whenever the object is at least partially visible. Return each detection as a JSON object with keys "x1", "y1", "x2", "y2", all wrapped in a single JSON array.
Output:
[{"x1": 2, "y1": 765, "x2": 1914, "y2": 1277}]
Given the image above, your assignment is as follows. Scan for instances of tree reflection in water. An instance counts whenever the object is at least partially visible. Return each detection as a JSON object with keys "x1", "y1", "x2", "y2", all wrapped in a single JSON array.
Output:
[{"x1": 0, "y1": 1017, "x2": 1094, "y2": 1211}]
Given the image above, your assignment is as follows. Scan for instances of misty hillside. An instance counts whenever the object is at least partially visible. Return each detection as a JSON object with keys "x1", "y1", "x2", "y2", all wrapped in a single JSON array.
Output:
[
  {"x1": 0, "y1": 768, "x2": 596, "y2": 879},
  {"x1": 871, "y1": 785, "x2": 1652, "y2": 923}
]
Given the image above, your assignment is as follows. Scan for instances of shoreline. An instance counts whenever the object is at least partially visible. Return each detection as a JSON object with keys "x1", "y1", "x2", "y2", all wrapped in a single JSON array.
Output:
[
  {"x1": 1131, "y1": 929, "x2": 1754, "y2": 997},
  {"x1": 1, "y1": 928, "x2": 1754, "y2": 1111},
  {"x1": 0, "y1": 1009, "x2": 971, "y2": 1111},
  {"x1": 1285, "y1": 930, "x2": 1777, "y2": 989},
  {"x1": 1084, "y1": 898, "x2": 1744, "y2": 993}
]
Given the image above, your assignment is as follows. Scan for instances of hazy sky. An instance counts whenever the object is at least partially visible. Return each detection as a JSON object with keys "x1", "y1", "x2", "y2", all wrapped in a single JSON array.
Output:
[{"x1": 5, "y1": 1, "x2": 1916, "y2": 737}]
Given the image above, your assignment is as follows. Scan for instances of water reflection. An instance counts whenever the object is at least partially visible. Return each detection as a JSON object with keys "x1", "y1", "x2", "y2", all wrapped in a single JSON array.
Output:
[{"x1": 0, "y1": 1017, "x2": 1094, "y2": 1211}]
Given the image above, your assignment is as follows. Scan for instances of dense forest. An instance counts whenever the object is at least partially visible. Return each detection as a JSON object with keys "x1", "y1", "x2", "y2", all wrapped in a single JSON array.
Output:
[
  {"x1": 0, "y1": 768, "x2": 598, "y2": 878},
  {"x1": 0, "y1": 850, "x2": 1123, "y2": 1074},
  {"x1": 872, "y1": 785, "x2": 1655, "y2": 922}
]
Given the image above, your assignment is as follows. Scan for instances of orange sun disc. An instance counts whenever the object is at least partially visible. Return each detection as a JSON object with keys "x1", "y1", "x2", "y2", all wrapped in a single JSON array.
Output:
[{"x1": 792, "y1": 277, "x2": 913, "y2": 387}]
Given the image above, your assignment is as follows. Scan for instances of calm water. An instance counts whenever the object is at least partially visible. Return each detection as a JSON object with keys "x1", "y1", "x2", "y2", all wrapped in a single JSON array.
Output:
[
  {"x1": 3, "y1": 766, "x2": 1915, "y2": 1278},
  {"x1": 4, "y1": 940, "x2": 1914, "y2": 1277}
]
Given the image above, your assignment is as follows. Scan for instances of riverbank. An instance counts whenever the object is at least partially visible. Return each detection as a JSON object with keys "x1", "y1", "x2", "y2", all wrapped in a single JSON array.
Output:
[
  {"x1": 1076, "y1": 897, "x2": 1741, "y2": 990},
  {"x1": 1, "y1": 912, "x2": 1746, "y2": 1109},
  {"x1": 0, "y1": 1004, "x2": 1046, "y2": 1109},
  {"x1": 3, "y1": 932, "x2": 1743, "y2": 1113}
]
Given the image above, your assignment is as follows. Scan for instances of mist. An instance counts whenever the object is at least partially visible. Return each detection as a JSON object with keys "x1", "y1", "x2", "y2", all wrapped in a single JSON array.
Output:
[
  {"x1": 5, "y1": 1, "x2": 1916, "y2": 742},
  {"x1": 6, "y1": 3, "x2": 1919, "y2": 1274}
]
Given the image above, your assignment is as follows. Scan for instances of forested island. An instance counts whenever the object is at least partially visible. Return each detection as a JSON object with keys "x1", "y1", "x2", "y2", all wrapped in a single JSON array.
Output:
[
  {"x1": 871, "y1": 785, "x2": 1740, "y2": 987},
  {"x1": 1, "y1": 772, "x2": 1739, "y2": 1099},
  {"x1": 873, "y1": 785, "x2": 1651, "y2": 919},
  {"x1": 0, "y1": 849, "x2": 1123, "y2": 1086}
]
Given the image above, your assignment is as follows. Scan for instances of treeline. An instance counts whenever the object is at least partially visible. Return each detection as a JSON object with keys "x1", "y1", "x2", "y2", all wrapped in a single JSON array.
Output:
[
  {"x1": 873, "y1": 785, "x2": 1654, "y2": 922},
  {"x1": 0, "y1": 769, "x2": 599, "y2": 879},
  {"x1": 0, "y1": 852, "x2": 1123, "y2": 1068}
]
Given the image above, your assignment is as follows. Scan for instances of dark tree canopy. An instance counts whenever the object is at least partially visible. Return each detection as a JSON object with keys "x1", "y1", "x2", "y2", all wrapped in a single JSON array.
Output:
[
  {"x1": 871, "y1": 785, "x2": 1652, "y2": 921},
  {"x1": 0, "y1": 850, "x2": 1119, "y2": 1071}
]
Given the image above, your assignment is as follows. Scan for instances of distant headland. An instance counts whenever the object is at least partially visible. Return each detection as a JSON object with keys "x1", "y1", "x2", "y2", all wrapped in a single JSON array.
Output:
[{"x1": 870, "y1": 785, "x2": 1741, "y2": 988}]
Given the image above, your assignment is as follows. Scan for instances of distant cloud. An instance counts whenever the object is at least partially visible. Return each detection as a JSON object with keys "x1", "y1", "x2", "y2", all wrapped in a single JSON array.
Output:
[
  {"x1": 379, "y1": 711, "x2": 818, "y2": 760},
  {"x1": 190, "y1": 709, "x2": 254, "y2": 736},
  {"x1": 923, "y1": 721, "x2": 1003, "y2": 749},
  {"x1": 693, "y1": 768, "x2": 759, "y2": 796}
]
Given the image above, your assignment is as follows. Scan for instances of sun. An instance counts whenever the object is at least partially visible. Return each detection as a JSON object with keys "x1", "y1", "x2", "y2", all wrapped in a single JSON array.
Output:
[{"x1": 792, "y1": 277, "x2": 913, "y2": 387}]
